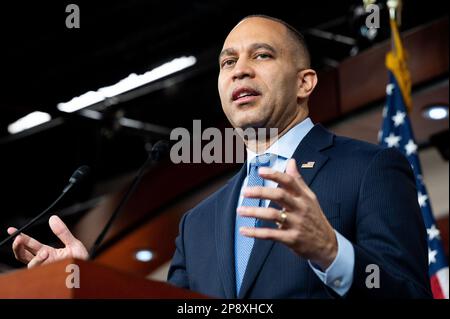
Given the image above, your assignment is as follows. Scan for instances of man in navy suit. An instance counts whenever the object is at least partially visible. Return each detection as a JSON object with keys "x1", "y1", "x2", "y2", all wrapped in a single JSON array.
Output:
[
  {"x1": 7, "y1": 14, "x2": 432, "y2": 299},
  {"x1": 167, "y1": 15, "x2": 432, "y2": 298}
]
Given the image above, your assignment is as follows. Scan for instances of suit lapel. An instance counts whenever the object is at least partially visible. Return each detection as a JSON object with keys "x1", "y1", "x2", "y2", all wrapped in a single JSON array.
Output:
[
  {"x1": 238, "y1": 124, "x2": 334, "y2": 298},
  {"x1": 215, "y1": 164, "x2": 247, "y2": 299},
  {"x1": 293, "y1": 143, "x2": 330, "y2": 187}
]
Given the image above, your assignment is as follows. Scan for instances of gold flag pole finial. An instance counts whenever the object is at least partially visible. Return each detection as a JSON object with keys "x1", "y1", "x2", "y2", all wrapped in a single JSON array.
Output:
[
  {"x1": 387, "y1": 0, "x2": 402, "y2": 26},
  {"x1": 363, "y1": 0, "x2": 376, "y2": 10}
]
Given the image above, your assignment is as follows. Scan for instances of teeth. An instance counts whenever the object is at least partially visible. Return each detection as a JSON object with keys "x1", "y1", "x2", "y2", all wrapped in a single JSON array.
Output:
[{"x1": 238, "y1": 92, "x2": 252, "y2": 98}]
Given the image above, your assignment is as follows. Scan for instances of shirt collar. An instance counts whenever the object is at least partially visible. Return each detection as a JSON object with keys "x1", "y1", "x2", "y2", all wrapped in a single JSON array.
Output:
[{"x1": 246, "y1": 117, "x2": 314, "y2": 173}]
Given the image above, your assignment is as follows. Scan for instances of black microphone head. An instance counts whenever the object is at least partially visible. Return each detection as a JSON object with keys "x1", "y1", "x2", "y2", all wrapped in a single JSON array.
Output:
[
  {"x1": 69, "y1": 165, "x2": 91, "y2": 184},
  {"x1": 150, "y1": 140, "x2": 170, "y2": 161}
]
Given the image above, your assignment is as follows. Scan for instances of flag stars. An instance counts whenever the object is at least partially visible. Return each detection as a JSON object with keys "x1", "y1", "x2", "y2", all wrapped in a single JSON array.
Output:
[
  {"x1": 405, "y1": 139, "x2": 418, "y2": 156},
  {"x1": 427, "y1": 224, "x2": 441, "y2": 241},
  {"x1": 392, "y1": 111, "x2": 406, "y2": 127},
  {"x1": 428, "y1": 248, "x2": 437, "y2": 265},
  {"x1": 386, "y1": 83, "x2": 395, "y2": 95},
  {"x1": 418, "y1": 192, "x2": 428, "y2": 207},
  {"x1": 384, "y1": 133, "x2": 401, "y2": 148}
]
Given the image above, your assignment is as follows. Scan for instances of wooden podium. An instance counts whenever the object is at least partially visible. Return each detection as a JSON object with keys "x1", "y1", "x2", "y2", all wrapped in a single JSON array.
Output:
[{"x1": 0, "y1": 258, "x2": 207, "y2": 299}]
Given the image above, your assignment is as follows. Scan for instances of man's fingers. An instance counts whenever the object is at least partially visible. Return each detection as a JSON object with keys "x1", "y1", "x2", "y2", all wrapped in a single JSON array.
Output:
[
  {"x1": 239, "y1": 226, "x2": 291, "y2": 243},
  {"x1": 285, "y1": 159, "x2": 301, "y2": 178},
  {"x1": 7, "y1": 227, "x2": 17, "y2": 235},
  {"x1": 11, "y1": 240, "x2": 35, "y2": 264},
  {"x1": 258, "y1": 166, "x2": 301, "y2": 194},
  {"x1": 243, "y1": 187, "x2": 297, "y2": 210},
  {"x1": 48, "y1": 215, "x2": 77, "y2": 247},
  {"x1": 257, "y1": 159, "x2": 312, "y2": 198},
  {"x1": 238, "y1": 206, "x2": 293, "y2": 225},
  {"x1": 8, "y1": 227, "x2": 39, "y2": 264},
  {"x1": 9, "y1": 228, "x2": 43, "y2": 255},
  {"x1": 27, "y1": 249, "x2": 49, "y2": 269},
  {"x1": 286, "y1": 159, "x2": 312, "y2": 195}
]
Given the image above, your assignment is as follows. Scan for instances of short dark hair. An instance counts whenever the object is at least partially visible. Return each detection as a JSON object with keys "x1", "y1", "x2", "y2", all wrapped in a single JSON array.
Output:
[{"x1": 240, "y1": 14, "x2": 311, "y2": 67}]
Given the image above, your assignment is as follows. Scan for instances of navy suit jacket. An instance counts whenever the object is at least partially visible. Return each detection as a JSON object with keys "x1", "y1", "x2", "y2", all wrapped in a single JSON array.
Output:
[{"x1": 168, "y1": 124, "x2": 432, "y2": 298}]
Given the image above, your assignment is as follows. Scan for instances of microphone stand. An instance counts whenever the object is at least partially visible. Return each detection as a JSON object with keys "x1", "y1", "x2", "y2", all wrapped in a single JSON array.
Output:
[
  {"x1": 89, "y1": 141, "x2": 168, "y2": 259},
  {"x1": 0, "y1": 166, "x2": 90, "y2": 248}
]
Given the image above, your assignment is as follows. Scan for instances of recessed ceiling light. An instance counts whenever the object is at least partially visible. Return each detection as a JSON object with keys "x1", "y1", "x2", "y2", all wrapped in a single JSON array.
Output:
[
  {"x1": 422, "y1": 105, "x2": 449, "y2": 120},
  {"x1": 135, "y1": 249, "x2": 154, "y2": 262}
]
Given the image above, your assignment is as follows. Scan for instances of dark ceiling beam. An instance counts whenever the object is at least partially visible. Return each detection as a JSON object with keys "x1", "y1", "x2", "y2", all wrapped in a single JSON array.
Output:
[{"x1": 308, "y1": 17, "x2": 448, "y2": 124}]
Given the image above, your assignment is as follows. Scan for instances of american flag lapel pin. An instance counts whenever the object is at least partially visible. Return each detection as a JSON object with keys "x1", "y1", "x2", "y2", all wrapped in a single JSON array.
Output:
[{"x1": 301, "y1": 161, "x2": 315, "y2": 168}]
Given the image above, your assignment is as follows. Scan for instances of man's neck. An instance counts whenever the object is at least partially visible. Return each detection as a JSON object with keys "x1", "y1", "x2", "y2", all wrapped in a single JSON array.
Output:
[{"x1": 244, "y1": 111, "x2": 308, "y2": 153}]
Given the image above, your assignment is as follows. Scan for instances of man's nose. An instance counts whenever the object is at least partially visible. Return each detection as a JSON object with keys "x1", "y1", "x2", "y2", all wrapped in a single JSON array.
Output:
[{"x1": 232, "y1": 59, "x2": 255, "y2": 81}]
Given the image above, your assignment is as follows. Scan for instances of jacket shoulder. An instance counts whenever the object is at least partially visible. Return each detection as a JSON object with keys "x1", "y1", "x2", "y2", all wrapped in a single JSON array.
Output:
[{"x1": 330, "y1": 134, "x2": 406, "y2": 163}]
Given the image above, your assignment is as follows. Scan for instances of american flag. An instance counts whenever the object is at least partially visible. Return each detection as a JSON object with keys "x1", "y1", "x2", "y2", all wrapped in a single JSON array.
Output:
[{"x1": 379, "y1": 19, "x2": 449, "y2": 299}]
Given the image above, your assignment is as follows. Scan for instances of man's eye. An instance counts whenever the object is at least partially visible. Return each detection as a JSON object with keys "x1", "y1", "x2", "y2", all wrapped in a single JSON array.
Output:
[
  {"x1": 255, "y1": 53, "x2": 271, "y2": 59},
  {"x1": 221, "y1": 59, "x2": 236, "y2": 68}
]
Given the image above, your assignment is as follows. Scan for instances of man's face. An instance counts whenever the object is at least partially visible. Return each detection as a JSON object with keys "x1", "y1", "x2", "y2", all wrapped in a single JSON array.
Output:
[{"x1": 218, "y1": 17, "x2": 302, "y2": 131}]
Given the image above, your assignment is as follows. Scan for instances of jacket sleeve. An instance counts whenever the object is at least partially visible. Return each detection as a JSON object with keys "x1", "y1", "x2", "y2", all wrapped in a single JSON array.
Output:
[
  {"x1": 345, "y1": 147, "x2": 432, "y2": 298},
  {"x1": 167, "y1": 211, "x2": 190, "y2": 289}
]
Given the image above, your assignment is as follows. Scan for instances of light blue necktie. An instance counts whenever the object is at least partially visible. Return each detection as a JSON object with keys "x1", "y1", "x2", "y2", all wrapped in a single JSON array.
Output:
[{"x1": 235, "y1": 153, "x2": 273, "y2": 295}]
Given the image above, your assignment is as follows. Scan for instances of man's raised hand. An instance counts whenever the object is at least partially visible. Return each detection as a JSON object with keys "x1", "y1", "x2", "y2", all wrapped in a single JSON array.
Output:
[{"x1": 7, "y1": 215, "x2": 88, "y2": 269}]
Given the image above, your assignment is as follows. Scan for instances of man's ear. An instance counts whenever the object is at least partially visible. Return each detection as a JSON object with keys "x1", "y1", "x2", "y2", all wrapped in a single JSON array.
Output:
[{"x1": 297, "y1": 69, "x2": 318, "y2": 99}]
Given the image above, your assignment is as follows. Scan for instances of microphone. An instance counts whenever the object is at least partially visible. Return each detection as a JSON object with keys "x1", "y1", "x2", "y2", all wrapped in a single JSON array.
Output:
[
  {"x1": 89, "y1": 140, "x2": 169, "y2": 259},
  {"x1": 150, "y1": 140, "x2": 170, "y2": 161},
  {"x1": 0, "y1": 165, "x2": 91, "y2": 248},
  {"x1": 64, "y1": 165, "x2": 91, "y2": 193}
]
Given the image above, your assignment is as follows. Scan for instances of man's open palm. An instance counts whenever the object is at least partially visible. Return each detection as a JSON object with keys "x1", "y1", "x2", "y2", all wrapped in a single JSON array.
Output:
[{"x1": 7, "y1": 215, "x2": 88, "y2": 268}]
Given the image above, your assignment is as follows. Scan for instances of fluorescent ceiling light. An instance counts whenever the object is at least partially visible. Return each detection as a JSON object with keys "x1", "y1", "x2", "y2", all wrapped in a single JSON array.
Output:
[
  {"x1": 57, "y1": 55, "x2": 197, "y2": 113},
  {"x1": 8, "y1": 111, "x2": 52, "y2": 134}
]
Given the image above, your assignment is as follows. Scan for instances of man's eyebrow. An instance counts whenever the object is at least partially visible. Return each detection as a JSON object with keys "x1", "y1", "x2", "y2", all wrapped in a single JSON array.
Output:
[
  {"x1": 219, "y1": 48, "x2": 237, "y2": 61},
  {"x1": 248, "y1": 43, "x2": 277, "y2": 54},
  {"x1": 218, "y1": 43, "x2": 278, "y2": 62}
]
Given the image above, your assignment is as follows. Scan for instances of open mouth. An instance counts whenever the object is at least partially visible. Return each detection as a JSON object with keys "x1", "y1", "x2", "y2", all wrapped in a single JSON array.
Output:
[{"x1": 231, "y1": 87, "x2": 261, "y2": 104}]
